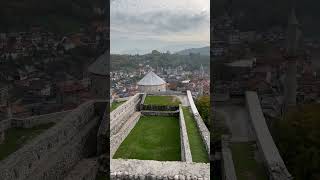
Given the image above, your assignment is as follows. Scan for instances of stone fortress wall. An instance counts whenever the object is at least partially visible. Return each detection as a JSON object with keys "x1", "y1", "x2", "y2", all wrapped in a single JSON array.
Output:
[
  {"x1": 187, "y1": 91, "x2": 210, "y2": 156},
  {"x1": 0, "y1": 100, "x2": 107, "y2": 180},
  {"x1": 0, "y1": 110, "x2": 71, "y2": 136},
  {"x1": 245, "y1": 91, "x2": 292, "y2": 180},
  {"x1": 178, "y1": 105, "x2": 192, "y2": 162},
  {"x1": 111, "y1": 159, "x2": 210, "y2": 180},
  {"x1": 110, "y1": 93, "x2": 142, "y2": 136},
  {"x1": 110, "y1": 92, "x2": 210, "y2": 179},
  {"x1": 110, "y1": 93, "x2": 143, "y2": 157},
  {"x1": 221, "y1": 136, "x2": 237, "y2": 180}
]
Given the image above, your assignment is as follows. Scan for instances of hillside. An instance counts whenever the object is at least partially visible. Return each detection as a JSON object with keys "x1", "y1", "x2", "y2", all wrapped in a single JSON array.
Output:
[{"x1": 175, "y1": 46, "x2": 210, "y2": 56}]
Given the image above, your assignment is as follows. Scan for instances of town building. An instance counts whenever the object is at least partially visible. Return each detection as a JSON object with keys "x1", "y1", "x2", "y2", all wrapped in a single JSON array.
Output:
[
  {"x1": 137, "y1": 71, "x2": 166, "y2": 93},
  {"x1": 88, "y1": 52, "x2": 108, "y2": 99}
]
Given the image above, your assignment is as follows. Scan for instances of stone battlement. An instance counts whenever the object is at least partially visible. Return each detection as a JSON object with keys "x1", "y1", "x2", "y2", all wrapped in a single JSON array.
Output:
[
  {"x1": 0, "y1": 100, "x2": 107, "y2": 180},
  {"x1": 110, "y1": 159, "x2": 209, "y2": 180}
]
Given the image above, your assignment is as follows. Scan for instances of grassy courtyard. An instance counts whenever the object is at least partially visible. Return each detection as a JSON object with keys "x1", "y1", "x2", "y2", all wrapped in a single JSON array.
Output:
[
  {"x1": 113, "y1": 116, "x2": 181, "y2": 161},
  {"x1": 144, "y1": 96, "x2": 180, "y2": 106},
  {"x1": 182, "y1": 107, "x2": 209, "y2": 163},
  {"x1": 231, "y1": 142, "x2": 268, "y2": 180},
  {"x1": 0, "y1": 123, "x2": 55, "y2": 161},
  {"x1": 111, "y1": 101, "x2": 125, "y2": 111}
]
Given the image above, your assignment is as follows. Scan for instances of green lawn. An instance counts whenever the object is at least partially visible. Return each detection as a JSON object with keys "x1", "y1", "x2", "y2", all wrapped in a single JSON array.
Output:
[
  {"x1": 111, "y1": 101, "x2": 125, "y2": 111},
  {"x1": 0, "y1": 123, "x2": 55, "y2": 161},
  {"x1": 231, "y1": 142, "x2": 268, "y2": 180},
  {"x1": 144, "y1": 96, "x2": 180, "y2": 106},
  {"x1": 183, "y1": 107, "x2": 209, "y2": 163},
  {"x1": 113, "y1": 116, "x2": 181, "y2": 161}
]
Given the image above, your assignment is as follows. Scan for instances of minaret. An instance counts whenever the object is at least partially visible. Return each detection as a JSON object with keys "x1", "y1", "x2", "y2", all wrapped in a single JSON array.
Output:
[
  {"x1": 284, "y1": 2, "x2": 301, "y2": 107},
  {"x1": 199, "y1": 64, "x2": 204, "y2": 96}
]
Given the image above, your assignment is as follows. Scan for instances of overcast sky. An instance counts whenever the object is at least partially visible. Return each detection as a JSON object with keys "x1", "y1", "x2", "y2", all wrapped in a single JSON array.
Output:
[{"x1": 110, "y1": 0, "x2": 210, "y2": 54}]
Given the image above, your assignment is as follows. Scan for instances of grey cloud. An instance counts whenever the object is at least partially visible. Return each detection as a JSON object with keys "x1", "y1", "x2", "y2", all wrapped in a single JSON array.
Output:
[{"x1": 111, "y1": 10, "x2": 209, "y2": 34}]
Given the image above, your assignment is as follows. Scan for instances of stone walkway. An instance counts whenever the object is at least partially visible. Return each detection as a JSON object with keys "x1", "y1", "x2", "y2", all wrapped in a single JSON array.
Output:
[
  {"x1": 177, "y1": 95, "x2": 190, "y2": 107},
  {"x1": 216, "y1": 105, "x2": 253, "y2": 142}
]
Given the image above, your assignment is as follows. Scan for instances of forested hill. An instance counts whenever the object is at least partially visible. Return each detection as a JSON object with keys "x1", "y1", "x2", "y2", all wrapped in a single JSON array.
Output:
[
  {"x1": 213, "y1": 0, "x2": 320, "y2": 39},
  {"x1": 111, "y1": 51, "x2": 210, "y2": 71},
  {"x1": 176, "y1": 46, "x2": 210, "y2": 56},
  {"x1": 0, "y1": 0, "x2": 106, "y2": 33}
]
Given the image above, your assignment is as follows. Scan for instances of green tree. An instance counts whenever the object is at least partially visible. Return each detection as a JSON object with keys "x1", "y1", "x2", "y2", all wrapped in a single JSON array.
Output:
[
  {"x1": 196, "y1": 96, "x2": 210, "y2": 128},
  {"x1": 273, "y1": 104, "x2": 320, "y2": 180}
]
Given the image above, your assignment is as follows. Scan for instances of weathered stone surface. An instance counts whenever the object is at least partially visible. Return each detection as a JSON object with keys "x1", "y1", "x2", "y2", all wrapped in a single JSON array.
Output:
[
  {"x1": 64, "y1": 158, "x2": 98, "y2": 180},
  {"x1": 0, "y1": 100, "x2": 107, "y2": 180},
  {"x1": 186, "y1": 91, "x2": 210, "y2": 156},
  {"x1": 141, "y1": 105, "x2": 179, "y2": 112},
  {"x1": 221, "y1": 136, "x2": 237, "y2": 180},
  {"x1": 110, "y1": 112, "x2": 141, "y2": 157},
  {"x1": 179, "y1": 105, "x2": 192, "y2": 162},
  {"x1": 245, "y1": 91, "x2": 292, "y2": 180},
  {"x1": 110, "y1": 94, "x2": 142, "y2": 136},
  {"x1": 110, "y1": 159, "x2": 209, "y2": 180},
  {"x1": 141, "y1": 110, "x2": 179, "y2": 117}
]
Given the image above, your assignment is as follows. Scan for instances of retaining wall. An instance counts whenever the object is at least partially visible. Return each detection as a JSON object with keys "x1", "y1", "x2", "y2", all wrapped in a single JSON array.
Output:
[
  {"x1": 186, "y1": 91, "x2": 210, "y2": 156},
  {"x1": 141, "y1": 104, "x2": 179, "y2": 111},
  {"x1": 140, "y1": 93, "x2": 147, "y2": 105},
  {"x1": 110, "y1": 112, "x2": 141, "y2": 157},
  {"x1": 110, "y1": 159, "x2": 209, "y2": 180},
  {"x1": 147, "y1": 91, "x2": 185, "y2": 96},
  {"x1": 0, "y1": 100, "x2": 106, "y2": 180},
  {"x1": 12, "y1": 110, "x2": 72, "y2": 128},
  {"x1": 179, "y1": 105, "x2": 192, "y2": 162},
  {"x1": 110, "y1": 94, "x2": 142, "y2": 136},
  {"x1": 221, "y1": 136, "x2": 237, "y2": 180},
  {"x1": 141, "y1": 110, "x2": 179, "y2": 117}
]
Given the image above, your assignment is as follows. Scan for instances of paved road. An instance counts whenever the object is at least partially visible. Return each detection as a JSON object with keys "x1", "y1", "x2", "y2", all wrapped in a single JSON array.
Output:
[{"x1": 216, "y1": 105, "x2": 253, "y2": 142}]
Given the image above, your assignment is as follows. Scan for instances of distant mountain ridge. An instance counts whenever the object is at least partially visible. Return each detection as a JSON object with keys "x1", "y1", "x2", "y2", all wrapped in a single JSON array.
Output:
[{"x1": 175, "y1": 46, "x2": 210, "y2": 56}]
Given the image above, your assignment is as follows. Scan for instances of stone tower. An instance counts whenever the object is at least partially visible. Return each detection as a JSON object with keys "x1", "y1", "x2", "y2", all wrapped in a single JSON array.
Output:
[
  {"x1": 88, "y1": 52, "x2": 109, "y2": 99},
  {"x1": 284, "y1": 3, "x2": 301, "y2": 107}
]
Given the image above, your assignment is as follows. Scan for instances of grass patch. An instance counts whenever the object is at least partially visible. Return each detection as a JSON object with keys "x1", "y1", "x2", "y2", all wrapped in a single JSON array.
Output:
[
  {"x1": 111, "y1": 101, "x2": 125, "y2": 111},
  {"x1": 183, "y1": 107, "x2": 209, "y2": 163},
  {"x1": 144, "y1": 96, "x2": 180, "y2": 106},
  {"x1": 0, "y1": 123, "x2": 55, "y2": 161},
  {"x1": 113, "y1": 116, "x2": 181, "y2": 161},
  {"x1": 231, "y1": 142, "x2": 268, "y2": 180}
]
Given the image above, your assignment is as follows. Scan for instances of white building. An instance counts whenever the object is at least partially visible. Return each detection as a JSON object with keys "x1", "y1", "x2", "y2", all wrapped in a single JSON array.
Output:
[{"x1": 137, "y1": 71, "x2": 166, "y2": 93}]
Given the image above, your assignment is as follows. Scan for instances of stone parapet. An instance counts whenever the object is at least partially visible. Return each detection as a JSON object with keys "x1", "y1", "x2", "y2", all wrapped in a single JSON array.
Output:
[
  {"x1": 110, "y1": 159, "x2": 209, "y2": 180},
  {"x1": 111, "y1": 94, "x2": 142, "y2": 136},
  {"x1": 245, "y1": 91, "x2": 292, "y2": 180},
  {"x1": 0, "y1": 100, "x2": 105, "y2": 180},
  {"x1": 186, "y1": 91, "x2": 210, "y2": 156},
  {"x1": 141, "y1": 104, "x2": 179, "y2": 111},
  {"x1": 141, "y1": 110, "x2": 179, "y2": 117},
  {"x1": 110, "y1": 112, "x2": 141, "y2": 158},
  {"x1": 179, "y1": 105, "x2": 192, "y2": 162},
  {"x1": 221, "y1": 135, "x2": 237, "y2": 180}
]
